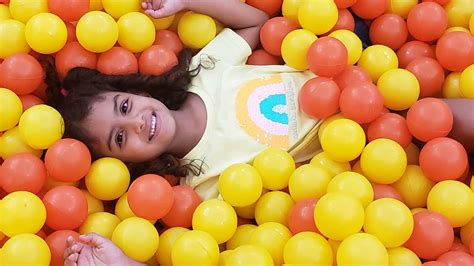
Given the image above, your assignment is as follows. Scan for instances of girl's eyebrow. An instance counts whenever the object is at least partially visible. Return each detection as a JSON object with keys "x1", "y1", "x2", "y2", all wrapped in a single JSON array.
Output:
[{"x1": 107, "y1": 94, "x2": 120, "y2": 151}]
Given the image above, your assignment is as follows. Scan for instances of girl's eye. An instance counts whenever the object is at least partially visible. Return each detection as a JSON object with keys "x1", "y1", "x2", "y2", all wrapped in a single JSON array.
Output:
[
  {"x1": 121, "y1": 99, "x2": 129, "y2": 114},
  {"x1": 116, "y1": 130, "x2": 124, "y2": 147}
]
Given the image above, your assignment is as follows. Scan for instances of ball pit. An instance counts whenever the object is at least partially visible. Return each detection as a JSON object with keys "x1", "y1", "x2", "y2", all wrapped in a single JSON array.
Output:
[{"x1": 0, "y1": 1, "x2": 473, "y2": 265}]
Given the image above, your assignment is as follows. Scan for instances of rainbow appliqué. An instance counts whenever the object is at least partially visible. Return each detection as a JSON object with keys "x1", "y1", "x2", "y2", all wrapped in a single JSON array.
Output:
[{"x1": 236, "y1": 75, "x2": 290, "y2": 149}]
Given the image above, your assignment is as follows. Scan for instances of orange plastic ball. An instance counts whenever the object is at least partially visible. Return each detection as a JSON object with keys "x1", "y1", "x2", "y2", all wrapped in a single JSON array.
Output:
[
  {"x1": 407, "y1": 2, "x2": 448, "y2": 42},
  {"x1": 45, "y1": 230, "x2": 80, "y2": 266},
  {"x1": 351, "y1": 0, "x2": 389, "y2": 19},
  {"x1": 435, "y1": 31, "x2": 474, "y2": 72},
  {"x1": 0, "y1": 53, "x2": 43, "y2": 95},
  {"x1": 287, "y1": 198, "x2": 319, "y2": 235},
  {"x1": 397, "y1": 41, "x2": 436, "y2": 68},
  {"x1": 339, "y1": 81, "x2": 384, "y2": 124},
  {"x1": 154, "y1": 29, "x2": 184, "y2": 55},
  {"x1": 406, "y1": 57, "x2": 445, "y2": 97},
  {"x1": 19, "y1": 94, "x2": 44, "y2": 111},
  {"x1": 97, "y1": 47, "x2": 138, "y2": 75},
  {"x1": 43, "y1": 185, "x2": 88, "y2": 230},
  {"x1": 48, "y1": 0, "x2": 89, "y2": 22},
  {"x1": 406, "y1": 98, "x2": 453, "y2": 142},
  {"x1": 333, "y1": 65, "x2": 372, "y2": 90},
  {"x1": 307, "y1": 36, "x2": 348, "y2": 78},
  {"x1": 334, "y1": 0, "x2": 357, "y2": 9},
  {"x1": 246, "y1": 0, "x2": 282, "y2": 16},
  {"x1": 438, "y1": 251, "x2": 474, "y2": 266},
  {"x1": 373, "y1": 184, "x2": 404, "y2": 202},
  {"x1": 327, "y1": 8, "x2": 355, "y2": 33},
  {"x1": 246, "y1": 49, "x2": 281, "y2": 65},
  {"x1": 369, "y1": 14, "x2": 408, "y2": 50},
  {"x1": 260, "y1": 16, "x2": 299, "y2": 56},
  {"x1": 44, "y1": 138, "x2": 91, "y2": 182},
  {"x1": 0, "y1": 153, "x2": 46, "y2": 194},
  {"x1": 161, "y1": 185, "x2": 202, "y2": 228},
  {"x1": 367, "y1": 113, "x2": 412, "y2": 149},
  {"x1": 55, "y1": 41, "x2": 97, "y2": 79},
  {"x1": 299, "y1": 77, "x2": 341, "y2": 119},
  {"x1": 139, "y1": 45, "x2": 178, "y2": 76}
]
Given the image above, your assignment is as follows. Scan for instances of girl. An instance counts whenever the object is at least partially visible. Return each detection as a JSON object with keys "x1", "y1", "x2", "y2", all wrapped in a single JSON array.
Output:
[{"x1": 59, "y1": 0, "x2": 474, "y2": 265}]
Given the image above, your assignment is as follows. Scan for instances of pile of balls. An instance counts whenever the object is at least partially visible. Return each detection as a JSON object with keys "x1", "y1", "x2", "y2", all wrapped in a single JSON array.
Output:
[{"x1": 0, "y1": 0, "x2": 474, "y2": 265}]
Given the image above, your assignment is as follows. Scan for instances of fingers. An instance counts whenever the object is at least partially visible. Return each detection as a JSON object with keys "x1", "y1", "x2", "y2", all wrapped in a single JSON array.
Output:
[
  {"x1": 79, "y1": 233, "x2": 107, "y2": 247},
  {"x1": 63, "y1": 246, "x2": 79, "y2": 266},
  {"x1": 152, "y1": 0, "x2": 163, "y2": 10},
  {"x1": 145, "y1": 8, "x2": 172, "y2": 19}
]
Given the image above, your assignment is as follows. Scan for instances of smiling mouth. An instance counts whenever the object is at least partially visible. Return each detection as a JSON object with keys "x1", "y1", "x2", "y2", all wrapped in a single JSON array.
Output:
[{"x1": 149, "y1": 113, "x2": 157, "y2": 141}]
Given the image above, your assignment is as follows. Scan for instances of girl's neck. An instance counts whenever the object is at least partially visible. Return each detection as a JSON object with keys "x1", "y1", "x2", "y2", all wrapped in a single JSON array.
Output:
[{"x1": 167, "y1": 93, "x2": 207, "y2": 158}]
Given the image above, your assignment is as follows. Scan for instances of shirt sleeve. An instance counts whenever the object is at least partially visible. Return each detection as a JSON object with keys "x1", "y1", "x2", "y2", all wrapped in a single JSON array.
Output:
[{"x1": 192, "y1": 28, "x2": 253, "y2": 66}]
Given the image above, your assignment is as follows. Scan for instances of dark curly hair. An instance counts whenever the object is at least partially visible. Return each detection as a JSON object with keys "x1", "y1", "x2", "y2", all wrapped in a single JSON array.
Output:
[{"x1": 42, "y1": 49, "x2": 204, "y2": 179}]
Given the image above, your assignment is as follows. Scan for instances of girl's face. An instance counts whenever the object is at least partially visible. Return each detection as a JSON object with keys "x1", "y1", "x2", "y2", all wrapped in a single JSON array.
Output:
[{"x1": 82, "y1": 91, "x2": 176, "y2": 162}]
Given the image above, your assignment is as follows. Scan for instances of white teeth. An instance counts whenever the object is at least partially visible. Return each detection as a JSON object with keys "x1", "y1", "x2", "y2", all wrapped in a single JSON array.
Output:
[{"x1": 150, "y1": 114, "x2": 156, "y2": 139}]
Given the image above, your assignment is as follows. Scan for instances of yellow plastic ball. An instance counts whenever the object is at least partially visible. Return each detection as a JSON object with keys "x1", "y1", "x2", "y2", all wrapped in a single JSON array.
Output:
[
  {"x1": 405, "y1": 142, "x2": 420, "y2": 165},
  {"x1": 446, "y1": 26, "x2": 471, "y2": 33},
  {"x1": 281, "y1": 29, "x2": 317, "y2": 70},
  {"x1": 387, "y1": 0, "x2": 418, "y2": 18},
  {"x1": 327, "y1": 171, "x2": 374, "y2": 208},
  {"x1": 155, "y1": 227, "x2": 189, "y2": 266},
  {"x1": 377, "y1": 68, "x2": 420, "y2": 111},
  {"x1": 314, "y1": 193, "x2": 364, "y2": 241},
  {"x1": 81, "y1": 189, "x2": 104, "y2": 215},
  {"x1": 388, "y1": 247, "x2": 422, "y2": 266},
  {"x1": 0, "y1": 4, "x2": 11, "y2": 21},
  {"x1": 364, "y1": 198, "x2": 414, "y2": 248},
  {"x1": 226, "y1": 224, "x2": 257, "y2": 250},
  {"x1": 427, "y1": 180, "x2": 474, "y2": 227},
  {"x1": 0, "y1": 20, "x2": 30, "y2": 59},
  {"x1": 1, "y1": 234, "x2": 50, "y2": 266},
  {"x1": 8, "y1": 0, "x2": 48, "y2": 24},
  {"x1": 150, "y1": 14, "x2": 175, "y2": 30},
  {"x1": 18, "y1": 104, "x2": 64, "y2": 150},
  {"x1": 79, "y1": 212, "x2": 121, "y2": 239},
  {"x1": 392, "y1": 165, "x2": 435, "y2": 208},
  {"x1": 461, "y1": 218, "x2": 474, "y2": 246},
  {"x1": 283, "y1": 232, "x2": 333, "y2": 265},
  {"x1": 282, "y1": 0, "x2": 303, "y2": 25},
  {"x1": 310, "y1": 151, "x2": 351, "y2": 178},
  {"x1": 255, "y1": 191, "x2": 294, "y2": 226},
  {"x1": 192, "y1": 199, "x2": 237, "y2": 244},
  {"x1": 471, "y1": 175, "x2": 474, "y2": 190},
  {"x1": 89, "y1": 0, "x2": 103, "y2": 11},
  {"x1": 171, "y1": 230, "x2": 219, "y2": 266},
  {"x1": 329, "y1": 30, "x2": 363, "y2": 65},
  {"x1": 320, "y1": 119, "x2": 366, "y2": 162},
  {"x1": 470, "y1": 13, "x2": 474, "y2": 34},
  {"x1": 112, "y1": 217, "x2": 159, "y2": 262},
  {"x1": 102, "y1": 0, "x2": 140, "y2": 19},
  {"x1": 411, "y1": 207, "x2": 427, "y2": 215},
  {"x1": 76, "y1": 11, "x2": 119, "y2": 53},
  {"x1": 234, "y1": 201, "x2": 257, "y2": 220},
  {"x1": 358, "y1": 44, "x2": 398, "y2": 82},
  {"x1": 249, "y1": 222, "x2": 292, "y2": 266},
  {"x1": 444, "y1": 0, "x2": 474, "y2": 28},
  {"x1": 442, "y1": 72, "x2": 463, "y2": 98},
  {"x1": 0, "y1": 191, "x2": 46, "y2": 237},
  {"x1": 0, "y1": 127, "x2": 43, "y2": 160},
  {"x1": 337, "y1": 233, "x2": 389, "y2": 266},
  {"x1": 298, "y1": 0, "x2": 338, "y2": 35},
  {"x1": 115, "y1": 192, "x2": 135, "y2": 220},
  {"x1": 0, "y1": 88, "x2": 22, "y2": 132},
  {"x1": 25, "y1": 13, "x2": 67, "y2": 54},
  {"x1": 85, "y1": 157, "x2": 130, "y2": 201},
  {"x1": 253, "y1": 148, "x2": 295, "y2": 191},
  {"x1": 318, "y1": 113, "x2": 345, "y2": 138},
  {"x1": 219, "y1": 163, "x2": 263, "y2": 207},
  {"x1": 360, "y1": 138, "x2": 407, "y2": 184},
  {"x1": 178, "y1": 11, "x2": 216, "y2": 49},
  {"x1": 218, "y1": 250, "x2": 233, "y2": 266},
  {"x1": 117, "y1": 12, "x2": 155, "y2": 53},
  {"x1": 460, "y1": 64, "x2": 474, "y2": 99},
  {"x1": 289, "y1": 164, "x2": 332, "y2": 202},
  {"x1": 227, "y1": 245, "x2": 274, "y2": 266}
]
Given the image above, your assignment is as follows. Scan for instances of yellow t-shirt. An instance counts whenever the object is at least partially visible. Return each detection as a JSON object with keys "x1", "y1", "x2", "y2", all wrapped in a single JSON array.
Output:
[{"x1": 180, "y1": 29, "x2": 322, "y2": 199}]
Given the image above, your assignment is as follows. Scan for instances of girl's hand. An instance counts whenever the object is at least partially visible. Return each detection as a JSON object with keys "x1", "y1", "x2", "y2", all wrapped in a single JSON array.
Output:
[{"x1": 141, "y1": 0, "x2": 186, "y2": 18}]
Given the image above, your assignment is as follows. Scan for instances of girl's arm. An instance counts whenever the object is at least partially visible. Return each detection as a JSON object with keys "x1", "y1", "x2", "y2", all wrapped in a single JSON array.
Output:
[{"x1": 143, "y1": 0, "x2": 269, "y2": 49}]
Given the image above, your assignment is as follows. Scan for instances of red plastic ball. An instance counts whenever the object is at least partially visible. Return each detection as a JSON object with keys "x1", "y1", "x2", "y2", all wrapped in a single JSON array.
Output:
[
  {"x1": 333, "y1": 65, "x2": 372, "y2": 90},
  {"x1": 55, "y1": 42, "x2": 97, "y2": 79},
  {"x1": 397, "y1": 41, "x2": 436, "y2": 68},
  {"x1": 45, "y1": 230, "x2": 80, "y2": 266},
  {"x1": 470, "y1": 236, "x2": 474, "y2": 256},
  {"x1": 373, "y1": 184, "x2": 404, "y2": 201},
  {"x1": 450, "y1": 242, "x2": 470, "y2": 254},
  {"x1": 43, "y1": 186, "x2": 88, "y2": 230},
  {"x1": 19, "y1": 94, "x2": 44, "y2": 111},
  {"x1": 406, "y1": 57, "x2": 445, "y2": 97},
  {"x1": 351, "y1": 0, "x2": 389, "y2": 19},
  {"x1": 48, "y1": 0, "x2": 89, "y2": 22},
  {"x1": 307, "y1": 37, "x2": 348, "y2": 78},
  {"x1": 246, "y1": 49, "x2": 281, "y2": 65},
  {"x1": 154, "y1": 30, "x2": 184, "y2": 55},
  {"x1": 436, "y1": 31, "x2": 474, "y2": 72},
  {"x1": 0, "y1": 53, "x2": 44, "y2": 95},
  {"x1": 0, "y1": 153, "x2": 46, "y2": 194},
  {"x1": 66, "y1": 23, "x2": 77, "y2": 43},
  {"x1": 45, "y1": 138, "x2": 92, "y2": 182},
  {"x1": 369, "y1": 14, "x2": 408, "y2": 50},
  {"x1": 139, "y1": 45, "x2": 178, "y2": 76},
  {"x1": 339, "y1": 81, "x2": 384, "y2": 124},
  {"x1": 423, "y1": 261, "x2": 448, "y2": 266},
  {"x1": 437, "y1": 251, "x2": 474, "y2": 266},
  {"x1": 334, "y1": 0, "x2": 357, "y2": 8},
  {"x1": 419, "y1": 137, "x2": 468, "y2": 182},
  {"x1": 404, "y1": 211, "x2": 454, "y2": 260},
  {"x1": 299, "y1": 77, "x2": 341, "y2": 119},
  {"x1": 97, "y1": 47, "x2": 138, "y2": 75},
  {"x1": 406, "y1": 98, "x2": 453, "y2": 142},
  {"x1": 246, "y1": 0, "x2": 282, "y2": 16},
  {"x1": 127, "y1": 174, "x2": 174, "y2": 220},
  {"x1": 407, "y1": 2, "x2": 448, "y2": 42},
  {"x1": 368, "y1": 113, "x2": 412, "y2": 149},
  {"x1": 288, "y1": 198, "x2": 319, "y2": 234},
  {"x1": 327, "y1": 9, "x2": 355, "y2": 34},
  {"x1": 161, "y1": 185, "x2": 202, "y2": 228},
  {"x1": 260, "y1": 17, "x2": 299, "y2": 56}
]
